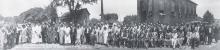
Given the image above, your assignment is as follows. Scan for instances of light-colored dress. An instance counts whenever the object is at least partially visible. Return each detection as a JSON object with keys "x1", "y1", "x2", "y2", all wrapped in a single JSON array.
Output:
[
  {"x1": 31, "y1": 25, "x2": 42, "y2": 43},
  {"x1": 19, "y1": 28, "x2": 27, "y2": 43},
  {"x1": 95, "y1": 28, "x2": 100, "y2": 43},
  {"x1": 103, "y1": 29, "x2": 110, "y2": 44},
  {"x1": 58, "y1": 27, "x2": 65, "y2": 44},
  {"x1": 76, "y1": 27, "x2": 84, "y2": 44},
  {"x1": 0, "y1": 28, "x2": 6, "y2": 48},
  {"x1": 171, "y1": 33, "x2": 178, "y2": 48},
  {"x1": 64, "y1": 27, "x2": 71, "y2": 44}
]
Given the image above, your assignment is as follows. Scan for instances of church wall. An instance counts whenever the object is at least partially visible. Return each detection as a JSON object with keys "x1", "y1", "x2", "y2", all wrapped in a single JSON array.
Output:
[{"x1": 137, "y1": 0, "x2": 198, "y2": 24}]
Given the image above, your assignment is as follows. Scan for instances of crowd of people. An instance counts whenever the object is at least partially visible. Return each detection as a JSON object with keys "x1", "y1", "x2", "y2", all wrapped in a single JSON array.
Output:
[{"x1": 0, "y1": 22, "x2": 219, "y2": 49}]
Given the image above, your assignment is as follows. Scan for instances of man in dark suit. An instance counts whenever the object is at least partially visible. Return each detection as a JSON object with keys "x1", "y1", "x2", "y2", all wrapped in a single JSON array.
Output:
[
  {"x1": 70, "y1": 24, "x2": 76, "y2": 45},
  {"x1": 213, "y1": 26, "x2": 219, "y2": 42}
]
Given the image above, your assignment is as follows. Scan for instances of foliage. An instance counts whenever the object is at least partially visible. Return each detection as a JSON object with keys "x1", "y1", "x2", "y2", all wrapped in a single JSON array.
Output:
[
  {"x1": 17, "y1": 6, "x2": 58, "y2": 24},
  {"x1": 18, "y1": 7, "x2": 45, "y2": 23},
  {"x1": 101, "y1": 13, "x2": 118, "y2": 22},
  {"x1": 203, "y1": 11, "x2": 215, "y2": 24},
  {"x1": 88, "y1": 18, "x2": 100, "y2": 26},
  {"x1": 123, "y1": 15, "x2": 141, "y2": 24},
  {"x1": 54, "y1": 0, "x2": 97, "y2": 24},
  {"x1": 43, "y1": 4, "x2": 59, "y2": 24}
]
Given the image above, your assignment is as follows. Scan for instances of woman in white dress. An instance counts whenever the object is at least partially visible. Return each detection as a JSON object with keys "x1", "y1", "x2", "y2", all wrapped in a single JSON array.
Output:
[
  {"x1": 94, "y1": 27, "x2": 99, "y2": 43},
  {"x1": 58, "y1": 25, "x2": 65, "y2": 44},
  {"x1": 0, "y1": 27, "x2": 7, "y2": 48},
  {"x1": 31, "y1": 25, "x2": 42, "y2": 43},
  {"x1": 76, "y1": 26, "x2": 84, "y2": 45},
  {"x1": 37, "y1": 25, "x2": 42, "y2": 43},
  {"x1": 64, "y1": 26, "x2": 71, "y2": 44},
  {"x1": 103, "y1": 26, "x2": 110, "y2": 44},
  {"x1": 98, "y1": 27, "x2": 103, "y2": 43},
  {"x1": 171, "y1": 32, "x2": 178, "y2": 48}
]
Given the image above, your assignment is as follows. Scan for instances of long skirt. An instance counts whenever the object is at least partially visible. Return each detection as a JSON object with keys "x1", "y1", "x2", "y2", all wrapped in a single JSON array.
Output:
[
  {"x1": 190, "y1": 38, "x2": 199, "y2": 49},
  {"x1": 19, "y1": 34, "x2": 27, "y2": 43},
  {"x1": 59, "y1": 31, "x2": 65, "y2": 44},
  {"x1": 103, "y1": 33, "x2": 109, "y2": 44},
  {"x1": 47, "y1": 30, "x2": 57, "y2": 43},
  {"x1": 171, "y1": 38, "x2": 178, "y2": 48},
  {"x1": 0, "y1": 33, "x2": 5, "y2": 48},
  {"x1": 31, "y1": 33, "x2": 42, "y2": 43},
  {"x1": 65, "y1": 34, "x2": 71, "y2": 44},
  {"x1": 90, "y1": 34, "x2": 96, "y2": 45},
  {"x1": 99, "y1": 33, "x2": 104, "y2": 43},
  {"x1": 76, "y1": 32, "x2": 82, "y2": 45}
]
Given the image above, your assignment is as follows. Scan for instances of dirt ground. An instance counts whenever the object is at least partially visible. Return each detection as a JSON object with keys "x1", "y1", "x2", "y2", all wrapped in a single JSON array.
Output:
[{"x1": 8, "y1": 40, "x2": 220, "y2": 50}]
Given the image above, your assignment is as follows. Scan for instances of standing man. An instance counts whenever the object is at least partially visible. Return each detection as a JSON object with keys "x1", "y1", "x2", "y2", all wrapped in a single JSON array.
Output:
[
  {"x1": 41, "y1": 23, "x2": 47, "y2": 43},
  {"x1": 70, "y1": 23, "x2": 76, "y2": 45},
  {"x1": 90, "y1": 27, "x2": 96, "y2": 45},
  {"x1": 85, "y1": 27, "x2": 92, "y2": 44},
  {"x1": 213, "y1": 26, "x2": 219, "y2": 42},
  {"x1": 207, "y1": 26, "x2": 213, "y2": 44},
  {"x1": 199, "y1": 25, "x2": 205, "y2": 44},
  {"x1": 15, "y1": 25, "x2": 22, "y2": 44}
]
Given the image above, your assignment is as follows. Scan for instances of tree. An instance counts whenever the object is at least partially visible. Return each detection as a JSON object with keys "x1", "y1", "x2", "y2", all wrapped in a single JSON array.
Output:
[
  {"x1": 123, "y1": 15, "x2": 141, "y2": 25},
  {"x1": 54, "y1": 0, "x2": 97, "y2": 24},
  {"x1": 203, "y1": 11, "x2": 215, "y2": 24},
  {"x1": 88, "y1": 18, "x2": 100, "y2": 26},
  {"x1": 101, "y1": 13, "x2": 118, "y2": 22},
  {"x1": 19, "y1": 7, "x2": 45, "y2": 23}
]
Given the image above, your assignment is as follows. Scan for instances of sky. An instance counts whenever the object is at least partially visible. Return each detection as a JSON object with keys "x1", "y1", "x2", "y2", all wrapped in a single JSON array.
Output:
[{"x1": 0, "y1": 0, "x2": 219, "y2": 21}]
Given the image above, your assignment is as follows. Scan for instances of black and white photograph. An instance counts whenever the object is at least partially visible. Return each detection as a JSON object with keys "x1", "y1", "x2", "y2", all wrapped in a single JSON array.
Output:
[{"x1": 0, "y1": 0, "x2": 219, "y2": 50}]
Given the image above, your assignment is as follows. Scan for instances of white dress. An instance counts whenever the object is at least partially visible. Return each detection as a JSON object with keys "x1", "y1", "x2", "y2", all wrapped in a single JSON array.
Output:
[
  {"x1": 95, "y1": 28, "x2": 100, "y2": 42},
  {"x1": 103, "y1": 29, "x2": 110, "y2": 44},
  {"x1": 31, "y1": 25, "x2": 42, "y2": 43},
  {"x1": 76, "y1": 27, "x2": 84, "y2": 44},
  {"x1": 58, "y1": 27, "x2": 64, "y2": 44},
  {"x1": 0, "y1": 28, "x2": 6, "y2": 48},
  {"x1": 37, "y1": 26, "x2": 42, "y2": 43},
  {"x1": 64, "y1": 27, "x2": 71, "y2": 43},
  {"x1": 172, "y1": 33, "x2": 178, "y2": 48}
]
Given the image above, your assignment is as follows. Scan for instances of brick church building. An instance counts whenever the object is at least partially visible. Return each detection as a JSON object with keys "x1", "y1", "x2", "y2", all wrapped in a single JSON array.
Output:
[{"x1": 137, "y1": 0, "x2": 200, "y2": 25}]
